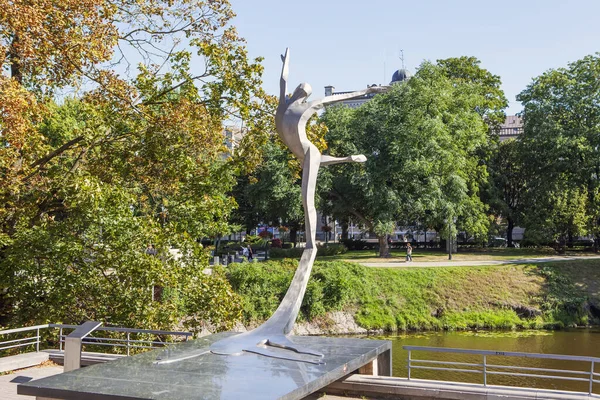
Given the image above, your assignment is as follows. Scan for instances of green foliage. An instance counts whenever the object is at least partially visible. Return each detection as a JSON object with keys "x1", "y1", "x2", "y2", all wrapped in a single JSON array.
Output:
[
  {"x1": 226, "y1": 260, "x2": 295, "y2": 322},
  {"x1": 320, "y1": 59, "x2": 501, "y2": 255},
  {"x1": 517, "y1": 53, "x2": 600, "y2": 247},
  {"x1": 436, "y1": 56, "x2": 508, "y2": 131},
  {"x1": 226, "y1": 261, "x2": 359, "y2": 322},
  {"x1": 269, "y1": 247, "x2": 304, "y2": 259},
  {"x1": 231, "y1": 131, "x2": 303, "y2": 233},
  {"x1": 341, "y1": 239, "x2": 377, "y2": 251},
  {"x1": 318, "y1": 243, "x2": 348, "y2": 256},
  {"x1": 535, "y1": 265, "x2": 589, "y2": 327},
  {"x1": 484, "y1": 139, "x2": 526, "y2": 246},
  {"x1": 243, "y1": 235, "x2": 263, "y2": 244},
  {"x1": 0, "y1": 1, "x2": 268, "y2": 332}
]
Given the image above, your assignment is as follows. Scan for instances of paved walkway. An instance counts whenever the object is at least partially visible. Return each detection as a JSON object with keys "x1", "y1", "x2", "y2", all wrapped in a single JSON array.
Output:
[
  {"x1": 361, "y1": 255, "x2": 600, "y2": 268},
  {"x1": 0, "y1": 364, "x2": 62, "y2": 400}
]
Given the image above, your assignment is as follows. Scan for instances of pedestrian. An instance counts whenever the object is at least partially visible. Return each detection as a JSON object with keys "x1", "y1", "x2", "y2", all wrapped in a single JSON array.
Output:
[
  {"x1": 406, "y1": 243, "x2": 413, "y2": 262},
  {"x1": 247, "y1": 244, "x2": 254, "y2": 261},
  {"x1": 145, "y1": 244, "x2": 157, "y2": 256}
]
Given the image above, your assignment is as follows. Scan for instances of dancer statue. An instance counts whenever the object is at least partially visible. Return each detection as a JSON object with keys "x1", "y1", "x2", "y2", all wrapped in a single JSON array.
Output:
[
  {"x1": 158, "y1": 49, "x2": 386, "y2": 365},
  {"x1": 210, "y1": 48, "x2": 387, "y2": 363}
]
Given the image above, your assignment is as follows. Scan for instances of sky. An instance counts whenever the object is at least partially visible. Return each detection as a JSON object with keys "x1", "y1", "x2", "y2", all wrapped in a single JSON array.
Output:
[{"x1": 228, "y1": 0, "x2": 600, "y2": 115}]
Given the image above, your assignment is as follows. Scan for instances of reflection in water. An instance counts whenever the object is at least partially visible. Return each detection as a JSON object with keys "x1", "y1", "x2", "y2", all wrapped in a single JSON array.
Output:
[{"x1": 370, "y1": 329, "x2": 600, "y2": 394}]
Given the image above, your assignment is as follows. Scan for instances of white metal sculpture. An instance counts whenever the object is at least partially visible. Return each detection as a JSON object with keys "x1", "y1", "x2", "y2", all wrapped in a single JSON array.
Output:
[
  {"x1": 209, "y1": 49, "x2": 387, "y2": 363},
  {"x1": 157, "y1": 49, "x2": 386, "y2": 365}
]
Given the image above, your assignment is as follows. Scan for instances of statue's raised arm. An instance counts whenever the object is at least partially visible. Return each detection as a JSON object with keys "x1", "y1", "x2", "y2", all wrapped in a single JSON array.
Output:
[
  {"x1": 310, "y1": 85, "x2": 389, "y2": 109},
  {"x1": 279, "y1": 48, "x2": 290, "y2": 106}
]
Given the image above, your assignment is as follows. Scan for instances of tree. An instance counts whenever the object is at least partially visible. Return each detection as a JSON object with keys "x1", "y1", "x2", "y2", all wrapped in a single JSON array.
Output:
[
  {"x1": 437, "y1": 56, "x2": 508, "y2": 132},
  {"x1": 232, "y1": 137, "x2": 303, "y2": 241},
  {"x1": 0, "y1": 1, "x2": 269, "y2": 330},
  {"x1": 485, "y1": 139, "x2": 526, "y2": 247},
  {"x1": 320, "y1": 61, "x2": 494, "y2": 257},
  {"x1": 517, "y1": 53, "x2": 600, "y2": 250}
]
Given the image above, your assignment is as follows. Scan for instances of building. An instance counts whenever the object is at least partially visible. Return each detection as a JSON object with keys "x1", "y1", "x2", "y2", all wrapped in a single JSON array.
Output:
[
  {"x1": 223, "y1": 125, "x2": 246, "y2": 154},
  {"x1": 323, "y1": 68, "x2": 411, "y2": 109},
  {"x1": 323, "y1": 85, "x2": 378, "y2": 109},
  {"x1": 499, "y1": 115, "x2": 523, "y2": 141}
]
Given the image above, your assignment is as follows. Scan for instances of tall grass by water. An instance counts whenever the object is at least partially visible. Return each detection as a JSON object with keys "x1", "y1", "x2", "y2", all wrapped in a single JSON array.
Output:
[{"x1": 226, "y1": 259, "x2": 600, "y2": 332}]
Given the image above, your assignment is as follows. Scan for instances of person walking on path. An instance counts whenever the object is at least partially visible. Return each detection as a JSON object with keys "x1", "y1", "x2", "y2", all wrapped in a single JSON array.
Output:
[
  {"x1": 406, "y1": 243, "x2": 413, "y2": 262},
  {"x1": 246, "y1": 244, "x2": 253, "y2": 261}
]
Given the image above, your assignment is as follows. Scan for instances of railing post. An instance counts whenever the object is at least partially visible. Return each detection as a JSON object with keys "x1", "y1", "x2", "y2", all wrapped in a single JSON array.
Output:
[
  {"x1": 483, "y1": 355, "x2": 487, "y2": 386},
  {"x1": 59, "y1": 327, "x2": 63, "y2": 352},
  {"x1": 127, "y1": 332, "x2": 130, "y2": 356},
  {"x1": 590, "y1": 360, "x2": 595, "y2": 395},
  {"x1": 36, "y1": 328, "x2": 40, "y2": 352},
  {"x1": 64, "y1": 321, "x2": 102, "y2": 372},
  {"x1": 407, "y1": 350, "x2": 411, "y2": 380}
]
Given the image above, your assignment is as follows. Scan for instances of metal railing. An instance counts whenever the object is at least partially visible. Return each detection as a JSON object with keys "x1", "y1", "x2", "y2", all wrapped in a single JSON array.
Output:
[
  {"x1": 0, "y1": 324, "x2": 48, "y2": 353},
  {"x1": 405, "y1": 345, "x2": 600, "y2": 396},
  {"x1": 1, "y1": 323, "x2": 193, "y2": 358},
  {"x1": 57, "y1": 324, "x2": 193, "y2": 356}
]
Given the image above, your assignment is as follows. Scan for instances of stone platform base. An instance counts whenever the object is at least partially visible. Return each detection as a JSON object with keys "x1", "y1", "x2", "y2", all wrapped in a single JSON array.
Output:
[{"x1": 18, "y1": 332, "x2": 391, "y2": 400}]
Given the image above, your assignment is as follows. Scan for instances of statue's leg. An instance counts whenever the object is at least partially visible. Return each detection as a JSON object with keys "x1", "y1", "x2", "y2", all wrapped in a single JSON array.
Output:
[
  {"x1": 208, "y1": 145, "x2": 325, "y2": 363},
  {"x1": 303, "y1": 145, "x2": 321, "y2": 249},
  {"x1": 321, "y1": 154, "x2": 366, "y2": 166},
  {"x1": 250, "y1": 144, "x2": 324, "y2": 362}
]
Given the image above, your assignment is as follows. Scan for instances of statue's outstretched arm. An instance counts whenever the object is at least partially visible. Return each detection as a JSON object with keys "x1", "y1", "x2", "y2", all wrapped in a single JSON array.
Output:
[
  {"x1": 279, "y1": 48, "x2": 290, "y2": 106},
  {"x1": 321, "y1": 154, "x2": 367, "y2": 166},
  {"x1": 310, "y1": 86, "x2": 388, "y2": 108}
]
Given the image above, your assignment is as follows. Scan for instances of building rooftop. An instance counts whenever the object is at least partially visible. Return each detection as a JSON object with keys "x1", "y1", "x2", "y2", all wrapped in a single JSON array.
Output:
[{"x1": 499, "y1": 115, "x2": 523, "y2": 141}]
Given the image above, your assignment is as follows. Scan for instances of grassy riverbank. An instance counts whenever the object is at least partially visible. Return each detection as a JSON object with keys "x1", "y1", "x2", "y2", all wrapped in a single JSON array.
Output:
[{"x1": 226, "y1": 259, "x2": 600, "y2": 332}]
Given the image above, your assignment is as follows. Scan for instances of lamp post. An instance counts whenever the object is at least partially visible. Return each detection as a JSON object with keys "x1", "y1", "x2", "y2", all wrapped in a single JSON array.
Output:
[{"x1": 445, "y1": 217, "x2": 458, "y2": 260}]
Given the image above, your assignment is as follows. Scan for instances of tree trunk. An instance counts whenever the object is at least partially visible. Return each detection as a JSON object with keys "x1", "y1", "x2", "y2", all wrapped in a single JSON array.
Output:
[
  {"x1": 567, "y1": 231, "x2": 574, "y2": 249},
  {"x1": 507, "y1": 217, "x2": 515, "y2": 248},
  {"x1": 558, "y1": 235, "x2": 566, "y2": 254},
  {"x1": 378, "y1": 235, "x2": 389, "y2": 258},
  {"x1": 341, "y1": 221, "x2": 349, "y2": 240},
  {"x1": 290, "y1": 229, "x2": 297, "y2": 248},
  {"x1": 595, "y1": 234, "x2": 600, "y2": 253}
]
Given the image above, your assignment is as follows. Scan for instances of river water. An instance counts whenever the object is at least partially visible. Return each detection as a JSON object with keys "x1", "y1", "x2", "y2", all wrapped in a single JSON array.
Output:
[{"x1": 370, "y1": 329, "x2": 600, "y2": 394}]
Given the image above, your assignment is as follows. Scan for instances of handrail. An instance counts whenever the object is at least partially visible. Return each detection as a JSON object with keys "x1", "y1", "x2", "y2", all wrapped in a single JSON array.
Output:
[
  {"x1": 1, "y1": 322, "x2": 193, "y2": 361},
  {"x1": 0, "y1": 324, "x2": 50, "y2": 335},
  {"x1": 404, "y1": 345, "x2": 600, "y2": 363},
  {"x1": 51, "y1": 324, "x2": 192, "y2": 337},
  {"x1": 404, "y1": 345, "x2": 600, "y2": 395}
]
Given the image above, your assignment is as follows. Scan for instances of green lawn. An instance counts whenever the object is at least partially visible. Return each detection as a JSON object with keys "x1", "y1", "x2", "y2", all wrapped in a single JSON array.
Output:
[
  {"x1": 317, "y1": 247, "x2": 595, "y2": 263},
  {"x1": 228, "y1": 258, "x2": 600, "y2": 331}
]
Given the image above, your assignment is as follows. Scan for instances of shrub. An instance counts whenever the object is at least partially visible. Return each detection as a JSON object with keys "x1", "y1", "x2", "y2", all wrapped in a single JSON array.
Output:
[
  {"x1": 269, "y1": 244, "x2": 347, "y2": 258},
  {"x1": 317, "y1": 243, "x2": 347, "y2": 256},
  {"x1": 258, "y1": 230, "x2": 273, "y2": 239},
  {"x1": 271, "y1": 238, "x2": 282, "y2": 248},
  {"x1": 270, "y1": 247, "x2": 304, "y2": 259},
  {"x1": 341, "y1": 238, "x2": 376, "y2": 250},
  {"x1": 226, "y1": 260, "x2": 360, "y2": 323},
  {"x1": 244, "y1": 235, "x2": 263, "y2": 244}
]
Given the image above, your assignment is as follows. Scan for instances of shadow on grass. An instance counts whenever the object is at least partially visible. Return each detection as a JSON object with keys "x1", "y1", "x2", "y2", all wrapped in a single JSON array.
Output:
[{"x1": 531, "y1": 260, "x2": 600, "y2": 328}]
